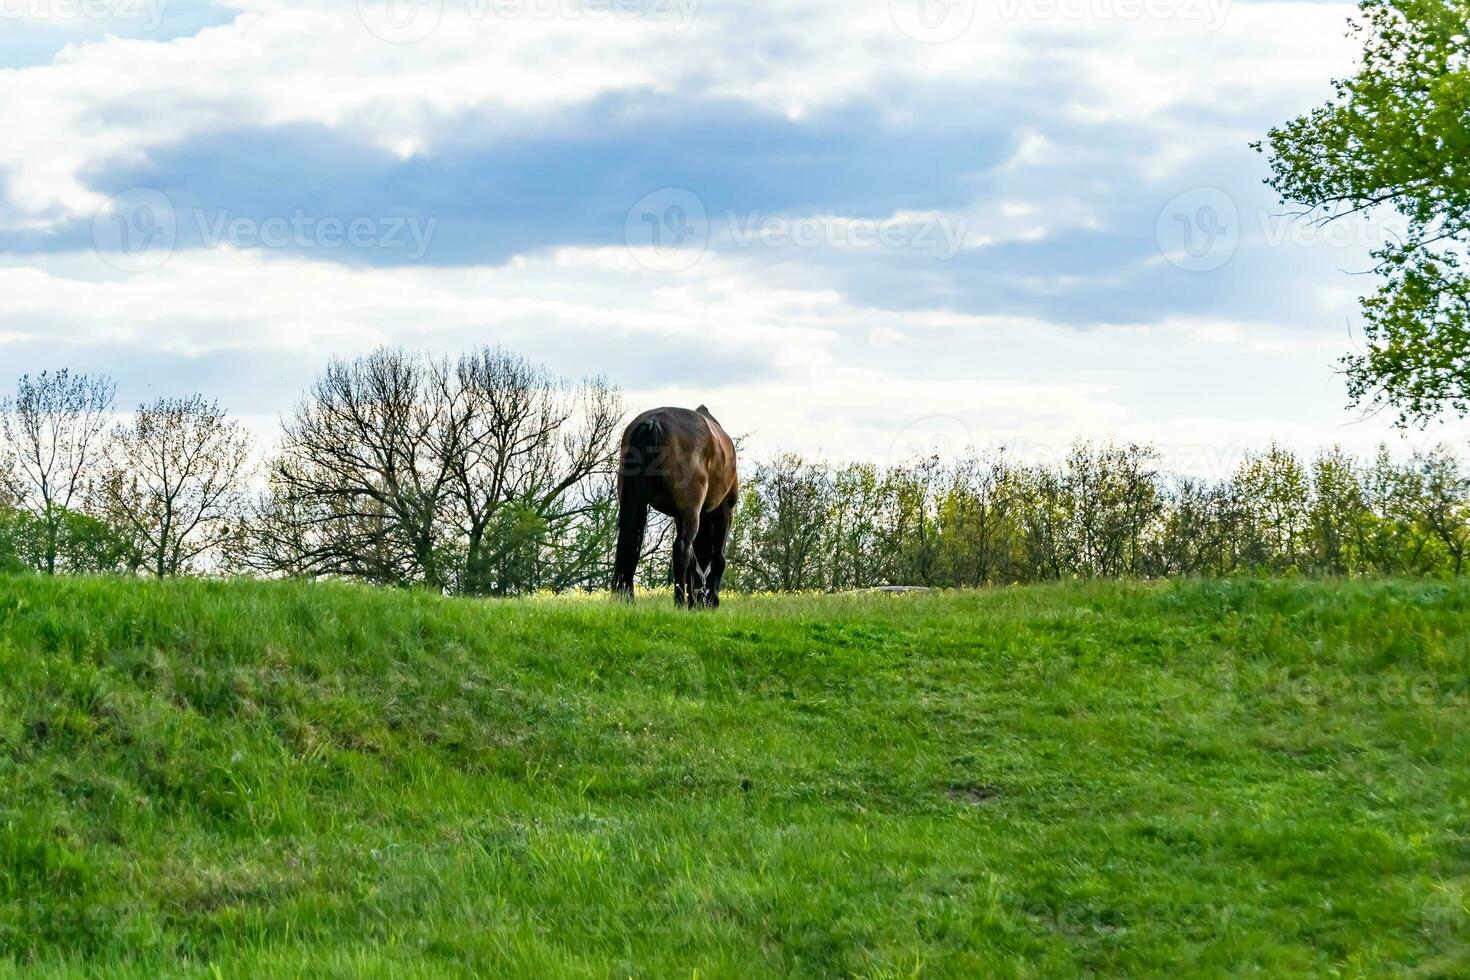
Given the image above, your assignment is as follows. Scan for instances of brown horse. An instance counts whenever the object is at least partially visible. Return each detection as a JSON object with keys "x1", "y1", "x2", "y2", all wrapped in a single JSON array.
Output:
[{"x1": 612, "y1": 405, "x2": 738, "y2": 607}]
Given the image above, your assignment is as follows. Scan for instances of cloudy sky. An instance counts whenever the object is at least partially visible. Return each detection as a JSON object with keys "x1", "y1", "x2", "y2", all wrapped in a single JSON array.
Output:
[{"x1": 2, "y1": 0, "x2": 1463, "y2": 474}]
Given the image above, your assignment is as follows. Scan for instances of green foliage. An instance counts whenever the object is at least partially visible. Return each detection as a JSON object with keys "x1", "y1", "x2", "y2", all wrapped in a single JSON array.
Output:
[
  {"x1": 2, "y1": 362, "x2": 1466, "y2": 594},
  {"x1": 0, "y1": 506, "x2": 132, "y2": 576},
  {"x1": 726, "y1": 441, "x2": 1470, "y2": 589},
  {"x1": 1258, "y1": 0, "x2": 1470, "y2": 425},
  {"x1": 1234, "y1": 443, "x2": 1313, "y2": 572},
  {"x1": 460, "y1": 503, "x2": 549, "y2": 596},
  {"x1": 0, "y1": 575, "x2": 1468, "y2": 974},
  {"x1": 727, "y1": 453, "x2": 837, "y2": 591}
]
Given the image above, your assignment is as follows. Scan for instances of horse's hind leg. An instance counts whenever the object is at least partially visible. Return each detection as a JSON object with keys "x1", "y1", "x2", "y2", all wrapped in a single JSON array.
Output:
[
  {"x1": 693, "y1": 499, "x2": 732, "y2": 608},
  {"x1": 671, "y1": 508, "x2": 701, "y2": 609},
  {"x1": 709, "y1": 497, "x2": 734, "y2": 607},
  {"x1": 612, "y1": 481, "x2": 648, "y2": 600}
]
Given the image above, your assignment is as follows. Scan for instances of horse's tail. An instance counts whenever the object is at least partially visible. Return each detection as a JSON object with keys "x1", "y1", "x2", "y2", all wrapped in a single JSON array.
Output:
[
  {"x1": 623, "y1": 415, "x2": 663, "y2": 478},
  {"x1": 613, "y1": 416, "x2": 661, "y2": 594}
]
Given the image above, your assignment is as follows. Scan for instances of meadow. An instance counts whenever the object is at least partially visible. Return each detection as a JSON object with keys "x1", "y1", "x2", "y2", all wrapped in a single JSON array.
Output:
[{"x1": 1, "y1": 575, "x2": 1467, "y2": 976}]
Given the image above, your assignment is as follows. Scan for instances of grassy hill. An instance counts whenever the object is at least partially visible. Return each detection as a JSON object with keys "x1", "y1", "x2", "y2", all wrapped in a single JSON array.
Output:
[{"x1": 1, "y1": 576, "x2": 1468, "y2": 977}]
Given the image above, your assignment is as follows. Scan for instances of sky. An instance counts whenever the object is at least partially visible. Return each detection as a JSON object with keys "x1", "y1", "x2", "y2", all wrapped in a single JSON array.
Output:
[{"x1": 1, "y1": 0, "x2": 1465, "y2": 477}]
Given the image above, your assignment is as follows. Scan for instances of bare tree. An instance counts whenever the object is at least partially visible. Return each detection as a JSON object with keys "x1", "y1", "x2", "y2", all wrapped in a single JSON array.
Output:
[
  {"x1": 226, "y1": 486, "x2": 324, "y2": 579},
  {"x1": 0, "y1": 370, "x2": 116, "y2": 574},
  {"x1": 445, "y1": 348, "x2": 622, "y2": 595},
  {"x1": 96, "y1": 395, "x2": 253, "y2": 577},
  {"x1": 270, "y1": 349, "x2": 452, "y2": 588},
  {"x1": 258, "y1": 346, "x2": 622, "y2": 595}
]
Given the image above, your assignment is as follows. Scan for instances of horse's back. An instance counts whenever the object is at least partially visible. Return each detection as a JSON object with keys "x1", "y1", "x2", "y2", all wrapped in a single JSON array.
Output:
[{"x1": 620, "y1": 406, "x2": 737, "y2": 512}]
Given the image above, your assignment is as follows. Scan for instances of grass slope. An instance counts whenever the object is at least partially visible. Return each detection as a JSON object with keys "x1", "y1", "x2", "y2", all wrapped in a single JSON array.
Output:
[{"x1": 1, "y1": 576, "x2": 1468, "y2": 976}]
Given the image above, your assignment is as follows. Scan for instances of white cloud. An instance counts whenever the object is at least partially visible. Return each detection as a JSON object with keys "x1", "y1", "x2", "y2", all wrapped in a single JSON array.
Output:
[
  {"x1": 0, "y1": 0, "x2": 1359, "y2": 226},
  {"x1": 5, "y1": 244, "x2": 1464, "y2": 474},
  {"x1": 5, "y1": 0, "x2": 1453, "y2": 476}
]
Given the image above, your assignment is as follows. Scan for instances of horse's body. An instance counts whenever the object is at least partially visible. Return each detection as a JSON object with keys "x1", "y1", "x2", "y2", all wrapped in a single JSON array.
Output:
[{"x1": 613, "y1": 405, "x2": 738, "y2": 607}]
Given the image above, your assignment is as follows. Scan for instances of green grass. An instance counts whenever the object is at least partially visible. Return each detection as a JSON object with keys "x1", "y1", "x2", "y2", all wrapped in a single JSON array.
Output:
[{"x1": 1, "y1": 575, "x2": 1468, "y2": 976}]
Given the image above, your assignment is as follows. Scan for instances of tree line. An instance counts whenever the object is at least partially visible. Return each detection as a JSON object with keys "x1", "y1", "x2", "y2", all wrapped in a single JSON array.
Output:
[
  {"x1": 1, "y1": 350, "x2": 1467, "y2": 591},
  {"x1": 727, "y1": 441, "x2": 1470, "y2": 591}
]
